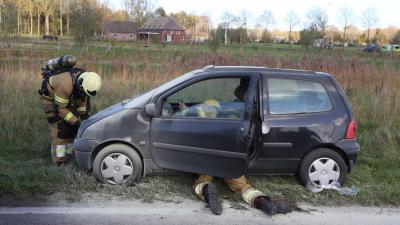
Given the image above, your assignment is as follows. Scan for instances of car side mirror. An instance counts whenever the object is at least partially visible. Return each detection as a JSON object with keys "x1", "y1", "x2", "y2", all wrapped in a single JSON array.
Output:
[{"x1": 144, "y1": 103, "x2": 157, "y2": 117}]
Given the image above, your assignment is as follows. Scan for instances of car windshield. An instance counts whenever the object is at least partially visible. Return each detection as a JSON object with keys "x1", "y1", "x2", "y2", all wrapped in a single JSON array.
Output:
[
  {"x1": 154, "y1": 70, "x2": 201, "y2": 95},
  {"x1": 122, "y1": 70, "x2": 198, "y2": 105}
]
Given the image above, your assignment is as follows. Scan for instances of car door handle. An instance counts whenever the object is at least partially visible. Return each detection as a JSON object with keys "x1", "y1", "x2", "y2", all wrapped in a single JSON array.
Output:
[{"x1": 262, "y1": 122, "x2": 270, "y2": 135}]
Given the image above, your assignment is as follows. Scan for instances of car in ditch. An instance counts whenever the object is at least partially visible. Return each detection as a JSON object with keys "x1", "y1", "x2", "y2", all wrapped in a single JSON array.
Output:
[{"x1": 73, "y1": 65, "x2": 360, "y2": 188}]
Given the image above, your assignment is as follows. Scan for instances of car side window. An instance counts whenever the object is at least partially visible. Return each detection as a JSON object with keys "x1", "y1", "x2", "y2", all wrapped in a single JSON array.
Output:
[
  {"x1": 267, "y1": 78, "x2": 332, "y2": 114},
  {"x1": 161, "y1": 77, "x2": 250, "y2": 120}
]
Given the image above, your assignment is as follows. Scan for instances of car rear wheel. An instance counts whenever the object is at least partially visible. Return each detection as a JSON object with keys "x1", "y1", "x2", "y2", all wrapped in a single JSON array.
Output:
[
  {"x1": 93, "y1": 144, "x2": 143, "y2": 185},
  {"x1": 299, "y1": 148, "x2": 347, "y2": 187}
]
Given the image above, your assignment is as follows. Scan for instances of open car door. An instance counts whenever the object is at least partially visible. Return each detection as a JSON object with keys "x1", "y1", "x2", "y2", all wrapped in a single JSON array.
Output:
[{"x1": 149, "y1": 74, "x2": 258, "y2": 178}]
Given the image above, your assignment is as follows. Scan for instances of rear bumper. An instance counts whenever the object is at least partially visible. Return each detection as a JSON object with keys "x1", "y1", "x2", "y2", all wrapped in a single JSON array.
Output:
[
  {"x1": 335, "y1": 139, "x2": 360, "y2": 171},
  {"x1": 73, "y1": 138, "x2": 98, "y2": 171}
]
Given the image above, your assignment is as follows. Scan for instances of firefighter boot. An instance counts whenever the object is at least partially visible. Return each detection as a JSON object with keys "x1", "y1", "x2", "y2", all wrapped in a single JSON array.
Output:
[
  {"x1": 254, "y1": 196, "x2": 277, "y2": 215},
  {"x1": 254, "y1": 196, "x2": 292, "y2": 215},
  {"x1": 203, "y1": 183, "x2": 222, "y2": 215}
]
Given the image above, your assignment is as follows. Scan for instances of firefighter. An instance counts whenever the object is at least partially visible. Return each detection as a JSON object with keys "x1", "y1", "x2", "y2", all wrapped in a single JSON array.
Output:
[
  {"x1": 39, "y1": 56, "x2": 101, "y2": 166},
  {"x1": 180, "y1": 85, "x2": 291, "y2": 215}
]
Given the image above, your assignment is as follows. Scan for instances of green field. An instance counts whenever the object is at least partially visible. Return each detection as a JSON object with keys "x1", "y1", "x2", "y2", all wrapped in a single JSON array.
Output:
[{"x1": 0, "y1": 38, "x2": 399, "y2": 206}]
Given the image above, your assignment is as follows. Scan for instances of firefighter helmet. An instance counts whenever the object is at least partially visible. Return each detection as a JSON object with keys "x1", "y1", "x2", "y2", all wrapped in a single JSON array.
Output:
[{"x1": 78, "y1": 72, "x2": 102, "y2": 96}]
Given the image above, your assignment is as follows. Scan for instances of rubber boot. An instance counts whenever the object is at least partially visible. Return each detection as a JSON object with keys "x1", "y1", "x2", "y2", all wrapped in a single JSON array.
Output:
[
  {"x1": 254, "y1": 196, "x2": 277, "y2": 215},
  {"x1": 203, "y1": 183, "x2": 222, "y2": 215},
  {"x1": 254, "y1": 196, "x2": 292, "y2": 215}
]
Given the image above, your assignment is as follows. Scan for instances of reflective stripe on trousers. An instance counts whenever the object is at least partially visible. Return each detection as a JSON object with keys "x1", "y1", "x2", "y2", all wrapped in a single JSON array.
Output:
[
  {"x1": 55, "y1": 145, "x2": 66, "y2": 158},
  {"x1": 193, "y1": 175, "x2": 266, "y2": 206},
  {"x1": 242, "y1": 187, "x2": 265, "y2": 205}
]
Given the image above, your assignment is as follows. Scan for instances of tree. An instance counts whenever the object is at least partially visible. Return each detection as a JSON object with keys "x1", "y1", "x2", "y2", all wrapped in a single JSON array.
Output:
[
  {"x1": 35, "y1": 0, "x2": 41, "y2": 35},
  {"x1": 14, "y1": 0, "x2": 25, "y2": 35},
  {"x1": 155, "y1": 6, "x2": 166, "y2": 17},
  {"x1": 284, "y1": 10, "x2": 300, "y2": 43},
  {"x1": 373, "y1": 28, "x2": 388, "y2": 45},
  {"x1": 306, "y1": 7, "x2": 328, "y2": 38},
  {"x1": 361, "y1": 8, "x2": 379, "y2": 43},
  {"x1": 237, "y1": 10, "x2": 250, "y2": 47},
  {"x1": 70, "y1": 0, "x2": 98, "y2": 50},
  {"x1": 299, "y1": 24, "x2": 321, "y2": 50},
  {"x1": 112, "y1": 10, "x2": 129, "y2": 21},
  {"x1": 259, "y1": 10, "x2": 275, "y2": 42},
  {"x1": 338, "y1": 6, "x2": 354, "y2": 44},
  {"x1": 37, "y1": 0, "x2": 55, "y2": 35},
  {"x1": 27, "y1": 0, "x2": 34, "y2": 36},
  {"x1": 208, "y1": 29, "x2": 221, "y2": 52},
  {"x1": 393, "y1": 30, "x2": 400, "y2": 44},
  {"x1": 124, "y1": 0, "x2": 154, "y2": 26},
  {"x1": 0, "y1": 0, "x2": 3, "y2": 25},
  {"x1": 58, "y1": 0, "x2": 69, "y2": 36},
  {"x1": 0, "y1": 0, "x2": 17, "y2": 46},
  {"x1": 220, "y1": 11, "x2": 235, "y2": 45}
]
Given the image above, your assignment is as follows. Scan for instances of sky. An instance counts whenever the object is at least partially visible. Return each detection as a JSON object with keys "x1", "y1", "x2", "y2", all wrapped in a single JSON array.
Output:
[{"x1": 112, "y1": 0, "x2": 400, "y2": 30}]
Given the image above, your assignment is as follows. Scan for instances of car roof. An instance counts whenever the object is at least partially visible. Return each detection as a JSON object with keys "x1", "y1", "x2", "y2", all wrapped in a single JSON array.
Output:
[{"x1": 195, "y1": 65, "x2": 330, "y2": 77}]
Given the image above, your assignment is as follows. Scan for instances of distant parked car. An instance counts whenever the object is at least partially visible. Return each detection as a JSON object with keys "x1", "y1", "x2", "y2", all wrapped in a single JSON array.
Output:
[
  {"x1": 363, "y1": 44, "x2": 380, "y2": 53},
  {"x1": 382, "y1": 45, "x2": 400, "y2": 52},
  {"x1": 42, "y1": 35, "x2": 58, "y2": 40}
]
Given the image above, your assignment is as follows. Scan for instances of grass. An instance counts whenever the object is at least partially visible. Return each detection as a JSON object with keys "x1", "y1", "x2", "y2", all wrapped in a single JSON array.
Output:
[{"x1": 0, "y1": 38, "x2": 399, "y2": 206}]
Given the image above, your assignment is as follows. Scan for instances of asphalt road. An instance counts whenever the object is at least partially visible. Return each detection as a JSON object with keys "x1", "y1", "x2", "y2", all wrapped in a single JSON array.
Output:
[{"x1": 0, "y1": 200, "x2": 399, "y2": 225}]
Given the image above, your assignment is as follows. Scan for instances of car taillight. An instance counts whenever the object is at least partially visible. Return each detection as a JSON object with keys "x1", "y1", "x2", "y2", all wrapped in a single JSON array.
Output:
[{"x1": 346, "y1": 120, "x2": 357, "y2": 139}]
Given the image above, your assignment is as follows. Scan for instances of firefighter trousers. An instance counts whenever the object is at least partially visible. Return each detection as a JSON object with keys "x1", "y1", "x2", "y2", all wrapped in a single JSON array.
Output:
[
  {"x1": 42, "y1": 98, "x2": 74, "y2": 164},
  {"x1": 193, "y1": 175, "x2": 266, "y2": 206}
]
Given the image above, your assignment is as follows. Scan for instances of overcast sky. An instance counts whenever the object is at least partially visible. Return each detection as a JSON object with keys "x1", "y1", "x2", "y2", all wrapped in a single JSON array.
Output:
[{"x1": 112, "y1": 0, "x2": 399, "y2": 30}]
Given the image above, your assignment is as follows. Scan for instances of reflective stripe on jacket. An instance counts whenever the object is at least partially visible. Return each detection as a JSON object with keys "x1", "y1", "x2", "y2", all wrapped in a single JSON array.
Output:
[{"x1": 45, "y1": 72, "x2": 87, "y2": 125}]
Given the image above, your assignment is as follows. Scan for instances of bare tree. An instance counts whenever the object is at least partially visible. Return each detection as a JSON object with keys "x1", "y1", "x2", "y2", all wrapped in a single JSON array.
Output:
[
  {"x1": 37, "y1": 0, "x2": 54, "y2": 35},
  {"x1": 259, "y1": 10, "x2": 275, "y2": 34},
  {"x1": 238, "y1": 9, "x2": 250, "y2": 28},
  {"x1": 28, "y1": 0, "x2": 34, "y2": 36},
  {"x1": 70, "y1": 0, "x2": 98, "y2": 51},
  {"x1": 338, "y1": 6, "x2": 354, "y2": 44},
  {"x1": 221, "y1": 11, "x2": 235, "y2": 45},
  {"x1": 35, "y1": 0, "x2": 41, "y2": 35},
  {"x1": 65, "y1": 0, "x2": 71, "y2": 35},
  {"x1": 306, "y1": 7, "x2": 328, "y2": 39},
  {"x1": 124, "y1": 0, "x2": 154, "y2": 25},
  {"x1": 0, "y1": 0, "x2": 3, "y2": 25},
  {"x1": 0, "y1": 0, "x2": 17, "y2": 45},
  {"x1": 15, "y1": 0, "x2": 24, "y2": 35},
  {"x1": 59, "y1": 0, "x2": 66, "y2": 36},
  {"x1": 361, "y1": 8, "x2": 379, "y2": 43},
  {"x1": 284, "y1": 10, "x2": 300, "y2": 43}
]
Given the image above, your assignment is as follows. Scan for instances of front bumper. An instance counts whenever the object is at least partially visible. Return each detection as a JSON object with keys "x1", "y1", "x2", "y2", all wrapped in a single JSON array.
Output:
[
  {"x1": 73, "y1": 138, "x2": 99, "y2": 171},
  {"x1": 335, "y1": 139, "x2": 360, "y2": 171}
]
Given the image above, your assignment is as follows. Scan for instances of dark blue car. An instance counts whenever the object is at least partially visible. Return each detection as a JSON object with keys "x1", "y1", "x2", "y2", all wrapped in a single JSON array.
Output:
[
  {"x1": 74, "y1": 66, "x2": 360, "y2": 188},
  {"x1": 363, "y1": 44, "x2": 381, "y2": 52}
]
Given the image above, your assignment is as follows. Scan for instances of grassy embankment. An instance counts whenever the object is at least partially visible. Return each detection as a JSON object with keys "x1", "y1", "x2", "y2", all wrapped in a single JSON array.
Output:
[{"x1": 0, "y1": 38, "x2": 399, "y2": 205}]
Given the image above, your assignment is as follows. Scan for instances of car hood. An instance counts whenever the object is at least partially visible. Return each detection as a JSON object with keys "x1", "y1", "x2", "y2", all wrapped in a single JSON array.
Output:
[
  {"x1": 78, "y1": 89, "x2": 155, "y2": 137},
  {"x1": 78, "y1": 102, "x2": 125, "y2": 137}
]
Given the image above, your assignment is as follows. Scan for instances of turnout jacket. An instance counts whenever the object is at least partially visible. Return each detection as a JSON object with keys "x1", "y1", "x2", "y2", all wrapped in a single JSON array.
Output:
[{"x1": 43, "y1": 72, "x2": 88, "y2": 125}]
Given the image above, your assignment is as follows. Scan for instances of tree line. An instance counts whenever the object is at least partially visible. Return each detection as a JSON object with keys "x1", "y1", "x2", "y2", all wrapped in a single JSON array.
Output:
[{"x1": 0, "y1": 0, "x2": 399, "y2": 47}]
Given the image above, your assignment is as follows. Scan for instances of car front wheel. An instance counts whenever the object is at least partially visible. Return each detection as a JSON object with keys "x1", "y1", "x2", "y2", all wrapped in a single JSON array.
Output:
[
  {"x1": 299, "y1": 148, "x2": 347, "y2": 187},
  {"x1": 93, "y1": 144, "x2": 143, "y2": 185}
]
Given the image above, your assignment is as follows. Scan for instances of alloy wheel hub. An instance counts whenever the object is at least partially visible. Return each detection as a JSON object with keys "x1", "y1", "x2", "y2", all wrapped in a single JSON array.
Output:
[
  {"x1": 308, "y1": 157, "x2": 340, "y2": 187},
  {"x1": 100, "y1": 153, "x2": 134, "y2": 185}
]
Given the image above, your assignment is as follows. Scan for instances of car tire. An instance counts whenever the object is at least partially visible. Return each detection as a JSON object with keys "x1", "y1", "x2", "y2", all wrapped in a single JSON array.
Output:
[
  {"x1": 93, "y1": 144, "x2": 143, "y2": 185},
  {"x1": 298, "y1": 148, "x2": 347, "y2": 187}
]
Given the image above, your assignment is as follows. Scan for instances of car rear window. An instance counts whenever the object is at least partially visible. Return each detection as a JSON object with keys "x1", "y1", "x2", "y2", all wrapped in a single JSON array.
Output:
[{"x1": 267, "y1": 78, "x2": 332, "y2": 114}]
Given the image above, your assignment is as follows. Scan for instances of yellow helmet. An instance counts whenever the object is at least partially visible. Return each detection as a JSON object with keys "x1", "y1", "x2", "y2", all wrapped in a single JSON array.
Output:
[
  {"x1": 78, "y1": 72, "x2": 102, "y2": 96},
  {"x1": 204, "y1": 99, "x2": 221, "y2": 110}
]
